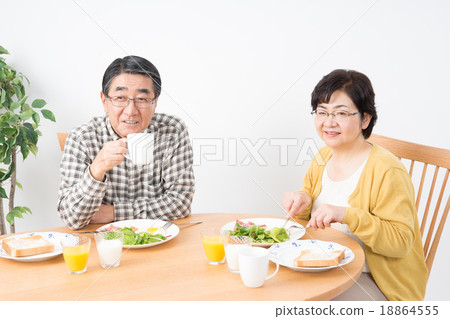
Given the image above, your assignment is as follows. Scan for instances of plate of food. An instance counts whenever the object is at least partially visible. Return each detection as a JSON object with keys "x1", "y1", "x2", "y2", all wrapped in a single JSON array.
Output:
[
  {"x1": 221, "y1": 218, "x2": 306, "y2": 247},
  {"x1": 97, "y1": 219, "x2": 179, "y2": 249},
  {"x1": 0, "y1": 232, "x2": 75, "y2": 262},
  {"x1": 268, "y1": 240, "x2": 355, "y2": 272}
]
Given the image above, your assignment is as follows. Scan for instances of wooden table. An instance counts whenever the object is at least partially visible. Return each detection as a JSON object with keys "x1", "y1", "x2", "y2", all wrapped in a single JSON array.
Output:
[{"x1": 0, "y1": 213, "x2": 364, "y2": 301}]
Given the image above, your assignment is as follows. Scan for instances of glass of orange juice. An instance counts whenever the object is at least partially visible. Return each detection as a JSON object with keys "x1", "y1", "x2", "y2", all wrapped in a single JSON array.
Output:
[
  {"x1": 201, "y1": 228, "x2": 225, "y2": 265},
  {"x1": 61, "y1": 236, "x2": 91, "y2": 274}
]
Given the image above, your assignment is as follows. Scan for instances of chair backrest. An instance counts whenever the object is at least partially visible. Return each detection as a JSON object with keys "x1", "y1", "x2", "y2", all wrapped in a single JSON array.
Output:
[
  {"x1": 369, "y1": 134, "x2": 450, "y2": 275},
  {"x1": 57, "y1": 132, "x2": 68, "y2": 151}
]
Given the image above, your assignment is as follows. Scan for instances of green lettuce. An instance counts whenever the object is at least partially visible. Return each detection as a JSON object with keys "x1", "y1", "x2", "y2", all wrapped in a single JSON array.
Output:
[
  {"x1": 119, "y1": 227, "x2": 166, "y2": 245},
  {"x1": 229, "y1": 223, "x2": 290, "y2": 243}
]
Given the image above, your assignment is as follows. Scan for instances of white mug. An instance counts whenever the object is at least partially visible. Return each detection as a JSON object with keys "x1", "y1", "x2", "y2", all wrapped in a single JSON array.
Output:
[
  {"x1": 238, "y1": 247, "x2": 279, "y2": 288},
  {"x1": 125, "y1": 132, "x2": 154, "y2": 165}
]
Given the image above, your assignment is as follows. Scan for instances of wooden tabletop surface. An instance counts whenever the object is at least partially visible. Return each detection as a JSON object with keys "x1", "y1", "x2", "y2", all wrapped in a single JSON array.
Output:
[{"x1": 0, "y1": 213, "x2": 364, "y2": 301}]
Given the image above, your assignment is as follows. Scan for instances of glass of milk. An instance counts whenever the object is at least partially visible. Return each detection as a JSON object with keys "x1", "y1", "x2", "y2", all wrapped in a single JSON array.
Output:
[
  {"x1": 94, "y1": 231, "x2": 124, "y2": 268},
  {"x1": 223, "y1": 235, "x2": 253, "y2": 273}
]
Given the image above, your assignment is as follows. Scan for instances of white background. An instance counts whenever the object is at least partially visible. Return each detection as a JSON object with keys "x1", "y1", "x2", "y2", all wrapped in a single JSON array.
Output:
[{"x1": 1, "y1": 0, "x2": 449, "y2": 301}]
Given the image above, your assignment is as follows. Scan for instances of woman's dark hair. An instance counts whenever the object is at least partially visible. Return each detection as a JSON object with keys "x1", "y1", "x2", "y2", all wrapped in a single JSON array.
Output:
[
  {"x1": 102, "y1": 55, "x2": 162, "y2": 99},
  {"x1": 311, "y1": 69, "x2": 377, "y2": 139}
]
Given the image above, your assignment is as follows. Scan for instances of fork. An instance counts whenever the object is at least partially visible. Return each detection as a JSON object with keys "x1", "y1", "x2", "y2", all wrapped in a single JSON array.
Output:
[
  {"x1": 282, "y1": 215, "x2": 291, "y2": 229},
  {"x1": 282, "y1": 211, "x2": 307, "y2": 231},
  {"x1": 162, "y1": 221, "x2": 203, "y2": 230},
  {"x1": 287, "y1": 223, "x2": 307, "y2": 230},
  {"x1": 162, "y1": 221, "x2": 174, "y2": 231}
]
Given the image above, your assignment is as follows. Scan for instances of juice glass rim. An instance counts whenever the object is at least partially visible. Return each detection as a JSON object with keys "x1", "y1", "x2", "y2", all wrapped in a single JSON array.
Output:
[{"x1": 61, "y1": 235, "x2": 91, "y2": 248}]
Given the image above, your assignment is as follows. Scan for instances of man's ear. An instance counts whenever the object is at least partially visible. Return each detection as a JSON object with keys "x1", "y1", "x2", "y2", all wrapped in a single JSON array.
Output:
[{"x1": 100, "y1": 91, "x2": 108, "y2": 113}]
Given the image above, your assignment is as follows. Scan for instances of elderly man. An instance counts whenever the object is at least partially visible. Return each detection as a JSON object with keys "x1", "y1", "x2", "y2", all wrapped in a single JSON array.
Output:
[{"x1": 58, "y1": 56, "x2": 195, "y2": 230}]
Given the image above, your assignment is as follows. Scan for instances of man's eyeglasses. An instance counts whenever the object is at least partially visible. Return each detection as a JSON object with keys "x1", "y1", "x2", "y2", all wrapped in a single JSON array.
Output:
[
  {"x1": 106, "y1": 95, "x2": 156, "y2": 109},
  {"x1": 311, "y1": 110, "x2": 360, "y2": 121}
]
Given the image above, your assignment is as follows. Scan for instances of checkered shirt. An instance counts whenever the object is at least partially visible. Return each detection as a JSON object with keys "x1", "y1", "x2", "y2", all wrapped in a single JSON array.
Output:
[{"x1": 57, "y1": 113, "x2": 195, "y2": 230}]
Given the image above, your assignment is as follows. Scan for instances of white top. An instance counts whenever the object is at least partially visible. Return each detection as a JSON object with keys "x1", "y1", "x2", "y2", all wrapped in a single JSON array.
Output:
[{"x1": 312, "y1": 158, "x2": 371, "y2": 272}]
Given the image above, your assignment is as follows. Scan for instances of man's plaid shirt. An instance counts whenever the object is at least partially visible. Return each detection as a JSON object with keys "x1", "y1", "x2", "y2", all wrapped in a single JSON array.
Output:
[{"x1": 57, "y1": 113, "x2": 195, "y2": 230}]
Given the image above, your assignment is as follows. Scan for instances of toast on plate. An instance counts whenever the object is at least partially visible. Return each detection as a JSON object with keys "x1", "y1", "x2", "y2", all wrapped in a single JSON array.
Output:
[
  {"x1": 294, "y1": 249, "x2": 345, "y2": 267},
  {"x1": 2, "y1": 235, "x2": 55, "y2": 257}
]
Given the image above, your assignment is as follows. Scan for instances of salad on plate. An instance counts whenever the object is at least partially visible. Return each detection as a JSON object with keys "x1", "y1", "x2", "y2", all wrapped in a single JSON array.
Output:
[
  {"x1": 221, "y1": 218, "x2": 306, "y2": 247},
  {"x1": 227, "y1": 219, "x2": 290, "y2": 244},
  {"x1": 97, "y1": 219, "x2": 179, "y2": 249},
  {"x1": 101, "y1": 224, "x2": 167, "y2": 245}
]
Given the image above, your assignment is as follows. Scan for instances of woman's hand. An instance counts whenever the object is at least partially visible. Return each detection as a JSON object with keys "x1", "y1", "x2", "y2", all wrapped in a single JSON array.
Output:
[
  {"x1": 307, "y1": 204, "x2": 346, "y2": 229},
  {"x1": 281, "y1": 191, "x2": 312, "y2": 217}
]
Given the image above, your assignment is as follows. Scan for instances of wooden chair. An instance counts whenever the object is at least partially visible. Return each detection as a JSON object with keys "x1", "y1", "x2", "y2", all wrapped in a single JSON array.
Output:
[
  {"x1": 369, "y1": 134, "x2": 450, "y2": 275},
  {"x1": 57, "y1": 132, "x2": 68, "y2": 151}
]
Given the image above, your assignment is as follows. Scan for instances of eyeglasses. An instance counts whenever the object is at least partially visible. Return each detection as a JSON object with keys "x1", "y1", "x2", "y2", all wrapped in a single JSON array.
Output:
[
  {"x1": 106, "y1": 95, "x2": 156, "y2": 109},
  {"x1": 311, "y1": 110, "x2": 360, "y2": 121}
]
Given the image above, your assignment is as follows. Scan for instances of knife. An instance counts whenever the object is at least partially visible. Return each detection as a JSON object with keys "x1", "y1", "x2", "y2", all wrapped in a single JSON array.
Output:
[
  {"x1": 175, "y1": 221, "x2": 203, "y2": 226},
  {"x1": 70, "y1": 221, "x2": 203, "y2": 235},
  {"x1": 69, "y1": 231, "x2": 100, "y2": 235}
]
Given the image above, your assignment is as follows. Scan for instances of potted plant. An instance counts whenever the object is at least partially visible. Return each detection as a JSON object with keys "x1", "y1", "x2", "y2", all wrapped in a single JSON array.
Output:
[{"x1": 0, "y1": 45, "x2": 56, "y2": 235}]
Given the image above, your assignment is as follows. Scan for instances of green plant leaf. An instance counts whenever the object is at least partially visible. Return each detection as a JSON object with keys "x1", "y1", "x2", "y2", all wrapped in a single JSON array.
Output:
[
  {"x1": 41, "y1": 109, "x2": 55, "y2": 122},
  {"x1": 6, "y1": 206, "x2": 32, "y2": 226},
  {"x1": 12, "y1": 77, "x2": 21, "y2": 85},
  {"x1": 32, "y1": 99, "x2": 46, "y2": 109},
  {"x1": 24, "y1": 124, "x2": 38, "y2": 145},
  {"x1": 19, "y1": 96, "x2": 29, "y2": 106},
  {"x1": 18, "y1": 72, "x2": 30, "y2": 86},
  {"x1": 6, "y1": 136, "x2": 16, "y2": 148},
  {"x1": 16, "y1": 181, "x2": 23, "y2": 190},
  {"x1": 1, "y1": 96, "x2": 11, "y2": 109},
  {"x1": 0, "y1": 143, "x2": 7, "y2": 162},
  {"x1": 0, "y1": 88, "x2": 5, "y2": 104},
  {"x1": 0, "y1": 162, "x2": 15, "y2": 182},
  {"x1": 2, "y1": 127, "x2": 18, "y2": 137},
  {"x1": 10, "y1": 101, "x2": 20, "y2": 110},
  {"x1": 20, "y1": 143, "x2": 29, "y2": 159},
  {"x1": 0, "y1": 186, "x2": 8, "y2": 199},
  {"x1": 12, "y1": 84, "x2": 24, "y2": 101},
  {"x1": 6, "y1": 114, "x2": 19, "y2": 126},
  {"x1": 22, "y1": 102, "x2": 31, "y2": 112},
  {"x1": 2, "y1": 157, "x2": 10, "y2": 165},
  {"x1": 6, "y1": 71, "x2": 14, "y2": 81},
  {"x1": 20, "y1": 109, "x2": 33, "y2": 121},
  {"x1": 0, "y1": 45, "x2": 9, "y2": 55},
  {"x1": 32, "y1": 112, "x2": 40, "y2": 125},
  {"x1": 28, "y1": 144, "x2": 38, "y2": 156},
  {"x1": 16, "y1": 127, "x2": 24, "y2": 144}
]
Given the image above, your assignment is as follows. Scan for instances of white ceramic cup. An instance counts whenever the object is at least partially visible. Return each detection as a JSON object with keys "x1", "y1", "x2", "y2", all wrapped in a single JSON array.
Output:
[
  {"x1": 238, "y1": 247, "x2": 279, "y2": 288},
  {"x1": 125, "y1": 132, "x2": 154, "y2": 165}
]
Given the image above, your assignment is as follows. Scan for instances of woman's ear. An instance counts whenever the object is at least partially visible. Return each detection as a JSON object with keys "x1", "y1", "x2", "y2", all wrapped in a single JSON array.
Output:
[{"x1": 362, "y1": 113, "x2": 372, "y2": 130}]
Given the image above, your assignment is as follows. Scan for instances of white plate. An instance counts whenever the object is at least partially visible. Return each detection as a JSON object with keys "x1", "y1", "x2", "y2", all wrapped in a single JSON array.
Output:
[
  {"x1": 221, "y1": 218, "x2": 306, "y2": 247},
  {"x1": 97, "y1": 219, "x2": 179, "y2": 249},
  {"x1": 268, "y1": 240, "x2": 355, "y2": 272},
  {"x1": 0, "y1": 232, "x2": 74, "y2": 263}
]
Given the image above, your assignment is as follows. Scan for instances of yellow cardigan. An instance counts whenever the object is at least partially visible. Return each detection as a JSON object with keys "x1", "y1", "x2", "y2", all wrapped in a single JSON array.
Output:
[{"x1": 298, "y1": 143, "x2": 428, "y2": 301}]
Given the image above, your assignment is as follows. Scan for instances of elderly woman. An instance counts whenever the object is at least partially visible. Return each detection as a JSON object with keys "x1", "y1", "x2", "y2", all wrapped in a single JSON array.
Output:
[{"x1": 282, "y1": 69, "x2": 427, "y2": 301}]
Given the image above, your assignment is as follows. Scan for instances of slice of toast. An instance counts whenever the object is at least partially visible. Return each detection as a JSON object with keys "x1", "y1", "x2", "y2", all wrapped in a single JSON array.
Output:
[
  {"x1": 2, "y1": 235, "x2": 55, "y2": 257},
  {"x1": 294, "y1": 249, "x2": 345, "y2": 267}
]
